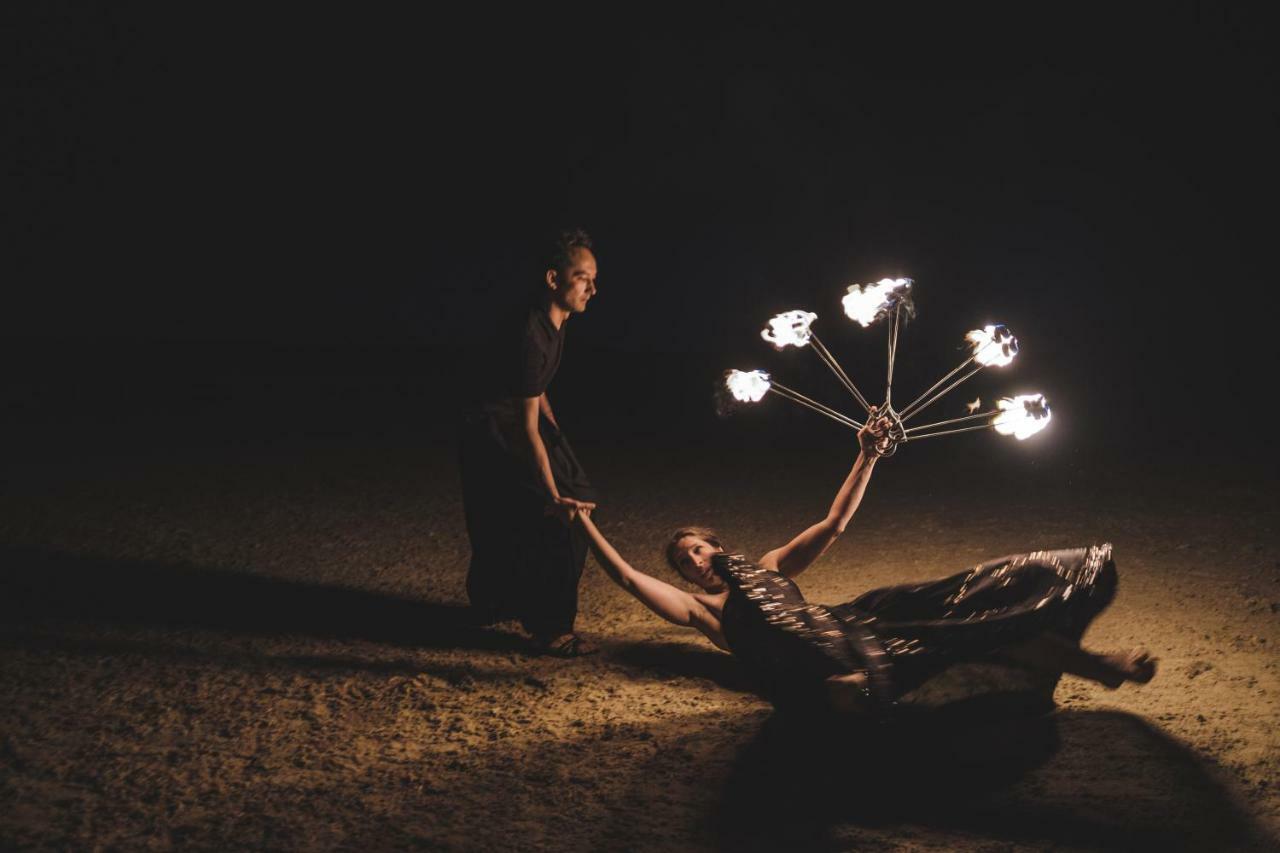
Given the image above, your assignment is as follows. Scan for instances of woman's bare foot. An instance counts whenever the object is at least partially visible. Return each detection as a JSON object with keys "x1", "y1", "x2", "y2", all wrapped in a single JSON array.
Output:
[{"x1": 1096, "y1": 649, "x2": 1158, "y2": 688}]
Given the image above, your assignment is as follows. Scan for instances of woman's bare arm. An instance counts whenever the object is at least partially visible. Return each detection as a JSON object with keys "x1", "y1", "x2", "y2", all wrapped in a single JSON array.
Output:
[
  {"x1": 758, "y1": 418, "x2": 886, "y2": 578},
  {"x1": 576, "y1": 513, "x2": 728, "y2": 649}
]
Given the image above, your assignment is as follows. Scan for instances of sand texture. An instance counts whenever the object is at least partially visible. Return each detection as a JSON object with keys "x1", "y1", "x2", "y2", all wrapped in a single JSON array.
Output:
[{"x1": 2, "y1": 442, "x2": 1277, "y2": 851}]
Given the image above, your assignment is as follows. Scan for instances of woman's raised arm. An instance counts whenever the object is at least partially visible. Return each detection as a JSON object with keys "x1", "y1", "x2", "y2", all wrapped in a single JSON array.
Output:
[
  {"x1": 576, "y1": 513, "x2": 727, "y2": 648},
  {"x1": 758, "y1": 415, "x2": 889, "y2": 578}
]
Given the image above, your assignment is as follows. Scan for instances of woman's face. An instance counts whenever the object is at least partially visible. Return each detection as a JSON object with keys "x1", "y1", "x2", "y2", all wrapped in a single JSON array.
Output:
[{"x1": 673, "y1": 535, "x2": 725, "y2": 591}]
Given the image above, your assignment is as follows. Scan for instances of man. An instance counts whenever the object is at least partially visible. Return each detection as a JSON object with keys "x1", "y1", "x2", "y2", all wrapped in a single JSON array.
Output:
[{"x1": 458, "y1": 228, "x2": 600, "y2": 656}]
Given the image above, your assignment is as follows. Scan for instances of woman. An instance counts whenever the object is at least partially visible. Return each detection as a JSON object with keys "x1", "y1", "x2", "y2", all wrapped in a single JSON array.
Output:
[{"x1": 570, "y1": 416, "x2": 1156, "y2": 713}]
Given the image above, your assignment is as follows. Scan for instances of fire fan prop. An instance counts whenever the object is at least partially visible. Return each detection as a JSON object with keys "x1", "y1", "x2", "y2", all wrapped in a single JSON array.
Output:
[{"x1": 727, "y1": 279, "x2": 1051, "y2": 455}]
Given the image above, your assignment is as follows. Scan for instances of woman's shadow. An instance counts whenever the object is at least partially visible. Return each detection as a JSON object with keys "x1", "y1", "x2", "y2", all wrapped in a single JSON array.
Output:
[
  {"x1": 0, "y1": 544, "x2": 521, "y2": 654},
  {"x1": 715, "y1": 697, "x2": 1274, "y2": 851}
]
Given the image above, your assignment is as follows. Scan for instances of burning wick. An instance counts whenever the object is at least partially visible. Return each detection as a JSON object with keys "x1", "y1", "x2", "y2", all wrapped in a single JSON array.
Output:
[
  {"x1": 725, "y1": 369, "x2": 771, "y2": 402},
  {"x1": 760, "y1": 311, "x2": 873, "y2": 413},
  {"x1": 760, "y1": 310, "x2": 816, "y2": 349},
  {"x1": 965, "y1": 324, "x2": 1019, "y2": 367},
  {"x1": 993, "y1": 394, "x2": 1052, "y2": 440},
  {"x1": 841, "y1": 278, "x2": 912, "y2": 328},
  {"x1": 725, "y1": 369, "x2": 863, "y2": 429},
  {"x1": 905, "y1": 393, "x2": 1051, "y2": 441}
]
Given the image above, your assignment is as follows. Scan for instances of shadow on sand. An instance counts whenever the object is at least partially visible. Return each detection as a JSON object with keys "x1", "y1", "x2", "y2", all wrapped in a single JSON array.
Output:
[
  {"x1": 610, "y1": 641, "x2": 756, "y2": 693},
  {"x1": 0, "y1": 544, "x2": 524, "y2": 654},
  {"x1": 714, "y1": 700, "x2": 1273, "y2": 852}
]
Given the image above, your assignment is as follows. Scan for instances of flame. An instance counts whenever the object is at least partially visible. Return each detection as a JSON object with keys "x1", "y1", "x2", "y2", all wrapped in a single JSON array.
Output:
[
  {"x1": 761, "y1": 310, "x2": 817, "y2": 349},
  {"x1": 966, "y1": 397, "x2": 982, "y2": 414},
  {"x1": 725, "y1": 369, "x2": 771, "y2": 403},
  {"x1": 993, "y1": 394, "x2": 1051, "y2": 440},
  {"x1": 965, "y1": 324, "x2": 1019, "y2": 367},
  {"x1": 841, "y1": 278, "x2": 912, "y2": 327}
]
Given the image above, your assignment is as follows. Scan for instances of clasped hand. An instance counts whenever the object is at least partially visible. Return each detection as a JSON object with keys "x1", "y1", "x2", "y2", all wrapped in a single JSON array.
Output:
[{"x1": 548, "y1": 495, "x2": 596, "y2": 525}]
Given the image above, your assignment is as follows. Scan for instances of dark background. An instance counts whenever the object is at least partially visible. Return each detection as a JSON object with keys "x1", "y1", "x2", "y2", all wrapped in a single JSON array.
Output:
[{"x1": 6, "y1": 2, "x2": 1278, "y2": 473}]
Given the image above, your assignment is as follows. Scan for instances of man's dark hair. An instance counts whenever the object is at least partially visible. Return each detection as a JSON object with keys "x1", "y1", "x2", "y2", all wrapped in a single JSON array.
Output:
[{"x1": 545, "y1": 227, "x2": 594, "y2": 274}]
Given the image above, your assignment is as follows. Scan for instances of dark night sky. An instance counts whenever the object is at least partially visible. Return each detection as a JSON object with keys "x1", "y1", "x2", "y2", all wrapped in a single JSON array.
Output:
[{"x1": 6, "y1": 3, "x2": 1279, "y2": 455}]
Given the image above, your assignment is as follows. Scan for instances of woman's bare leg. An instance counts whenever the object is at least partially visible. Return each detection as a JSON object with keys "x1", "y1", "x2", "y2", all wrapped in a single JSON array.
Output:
[{"x1": 1002, "y1": 633, "x2": 1157, "y2": 688}]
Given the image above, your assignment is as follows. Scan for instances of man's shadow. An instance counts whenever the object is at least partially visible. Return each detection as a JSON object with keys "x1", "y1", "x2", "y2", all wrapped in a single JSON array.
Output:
[
  {"x1": 0, "y1": 544, "x2": 521, "y2": 654},
  {"x1": 715, "y1": 698, "x2": 1273, "y2": 851}
]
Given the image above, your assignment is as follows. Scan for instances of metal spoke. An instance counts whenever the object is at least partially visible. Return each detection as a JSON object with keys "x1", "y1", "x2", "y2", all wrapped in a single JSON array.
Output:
[
  {"x1": 808, "y1": 332, "x2": 874, "y2": 413},
  {"x1": 904, "y1": 409, "x2": 997, "y2": 434},
  {"x1": 900, "y1": 365, "x2": 985, "y2": 423},
  {"x1": 767, "y1": 381, "x2": 863, "y2": 430},
  {"x1": 903, "y1": 422, "x2": 997, "y2": 441}
]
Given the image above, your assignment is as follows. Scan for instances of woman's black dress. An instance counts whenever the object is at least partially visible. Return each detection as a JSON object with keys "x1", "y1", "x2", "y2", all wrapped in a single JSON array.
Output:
[{"x1": 713, "y1": 545, "x2": 1117, "y2": 712}]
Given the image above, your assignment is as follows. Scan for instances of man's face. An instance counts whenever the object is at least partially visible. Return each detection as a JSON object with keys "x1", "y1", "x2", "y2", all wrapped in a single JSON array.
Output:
[{"x1": 548, "y1": 247, "x2": 598, "y2": 313}]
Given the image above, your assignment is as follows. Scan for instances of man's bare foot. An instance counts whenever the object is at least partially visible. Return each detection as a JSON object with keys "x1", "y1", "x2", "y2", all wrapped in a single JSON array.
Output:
[
  {"x1": 825, "y1": 671, "x2": 873, "y2": 713},
  {"x1": 1097, "y1": 649, "x2": 1158, "y2": 688},
  {"x1": 538, "y1": 633, "x2": 599, "y2": 658}
]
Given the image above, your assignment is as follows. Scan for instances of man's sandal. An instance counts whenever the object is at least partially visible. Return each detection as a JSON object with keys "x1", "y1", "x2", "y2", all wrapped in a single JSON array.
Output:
[{"x1": 539, "y1": 633, "x2": 599, "y2": 658}]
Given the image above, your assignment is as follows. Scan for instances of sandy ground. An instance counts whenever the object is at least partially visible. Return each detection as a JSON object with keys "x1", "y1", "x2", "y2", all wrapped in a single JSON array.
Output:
[{"x1": 1, "y1": 439, "x2": 1277, "y2": 851}]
